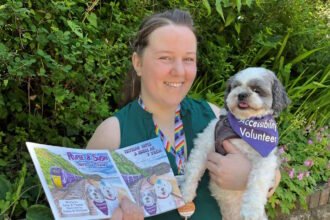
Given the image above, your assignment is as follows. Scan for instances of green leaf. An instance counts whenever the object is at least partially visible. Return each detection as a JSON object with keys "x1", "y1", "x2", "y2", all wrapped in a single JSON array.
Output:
[
  {"x1": 245, "y1": 0, "x2": 253, "y2": 7},
  {"x1": 12, "y1": 163, "x2": 27, "y2": 202},
  {"x1": 234, "y1": 23, "x2": 241, "y2": 34},
  {"x1": 26, "y1": 205, "x2": 53, "y2": 220},
  {"x1": 275, "y1": 30, "x2": 291, "y2": 65},
  {"x1": 223, "y1": 0, "x2": 230, "y2": 6},
  {"x1": 215, "y1": 0, "x2": 225, "y2": 22},
  {"x1": 225, "y1": 11, "x2": 236, "y2": 27},
  {"x1": 0, "y1": 4, "x2": 7, "y2": 10},
  {"x1": 288, "y1": 47, "x2": 326, "y2": 66},
  {"x1": 0, "y1": 175, "x2": 11, "y2": 200},
  {"x1": 236, "y1": 0, "x2": 242, "y2": 13},
  {"x1": 87, "y1": 12, "x2": 98, "y2": 28},
  {"x1": 67, "y1": 20, "x2": 83, "y2": 38},
  {"x1": 3, "y1": 80, "x2": 8, "y2": 87},
  {"x1": 202, "y1": 0, "x2": 211, "y2": 16},
  {"x1": 312, "y1": 81, "x2": 329, "y2": 88}
]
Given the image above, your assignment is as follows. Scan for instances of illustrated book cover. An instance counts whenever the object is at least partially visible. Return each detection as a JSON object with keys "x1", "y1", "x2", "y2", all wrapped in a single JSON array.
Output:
[{"x1": 26, "y1": 137, "x2": 185, "y2": 220}]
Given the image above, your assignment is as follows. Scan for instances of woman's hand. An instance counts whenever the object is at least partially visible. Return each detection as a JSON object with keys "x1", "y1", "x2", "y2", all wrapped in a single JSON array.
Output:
[
  {"x1": 206, "y1": 140, "x2": 251, "y2": 190},
  {"x1": 267, "y1": 169, "x2": 281, "y2": 198},
  {"x1": 111, "y1": 197, "x2": 144, "y2": 220},
  {"x1": 206, "y1": 140, "x2": 282, "y2": 194}
]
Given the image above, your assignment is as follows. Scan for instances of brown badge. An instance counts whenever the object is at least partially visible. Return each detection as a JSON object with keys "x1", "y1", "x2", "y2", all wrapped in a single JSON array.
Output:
[{"x1": 178, "y1": 201, "x2": 195, "y2": 219}]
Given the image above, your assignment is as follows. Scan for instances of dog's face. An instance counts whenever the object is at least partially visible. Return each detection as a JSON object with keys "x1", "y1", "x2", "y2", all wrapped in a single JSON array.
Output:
[
  {"x1": 100, "y1": 184, "x2": 118, "y2": 200},
  {"x1": 87, "y1": 184, "x2": 104, "y2": 203},
  {"x1": 225, "y1": 67, "x2": 290, "y2": 119},
  {"x1": 141, "y1": 189, "x2": 156, "y2": 206},
  {"x1": 154, "y1": 179, "x2": 172, "y2": 198}
]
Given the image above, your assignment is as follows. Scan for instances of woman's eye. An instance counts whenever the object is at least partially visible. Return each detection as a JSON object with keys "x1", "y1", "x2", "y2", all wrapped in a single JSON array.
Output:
[
  {"x1": 184, "y1": 57, "x2": 195, "y2": 62},
  {"x1": 159, "y1": 56, "x2": 171, "y2": 61}
]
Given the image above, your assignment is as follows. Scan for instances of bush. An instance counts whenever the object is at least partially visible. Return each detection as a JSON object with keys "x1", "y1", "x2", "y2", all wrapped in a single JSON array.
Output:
[{"x1": 0, "y1": 0, "x2": 329, "y2": 219}]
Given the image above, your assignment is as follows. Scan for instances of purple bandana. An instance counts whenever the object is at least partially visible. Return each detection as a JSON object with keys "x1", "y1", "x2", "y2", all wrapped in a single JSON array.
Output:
[
  {"x1": 144, "y1": 204, "x2": 157, "y2": 215},
  {"x1": 93, "y1": 200, "x2": 108, "y2": 215},
  {"x1": 227, "y1": 112, "x2": 278, "y2": 157}
]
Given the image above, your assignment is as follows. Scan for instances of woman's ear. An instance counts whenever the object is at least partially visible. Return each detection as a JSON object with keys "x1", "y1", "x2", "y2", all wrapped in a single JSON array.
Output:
[{"x1": 132, "y1": 52, "x2": 142, "y2": 76}]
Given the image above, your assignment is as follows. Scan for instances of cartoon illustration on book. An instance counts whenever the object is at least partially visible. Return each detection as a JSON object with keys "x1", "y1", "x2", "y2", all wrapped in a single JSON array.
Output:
[
  {"x1": 26, "y1": 137, "x2": 184, "y2": 220},
  {"x1": 27, "y1": 144, "x2": 133, "y2": 220},
  {"x1": 140, "y1": 187, "x2": 157, "y2": 215},
  {"x1": 99, "y1": 180, "x2": 120, "y2": 214},
  {"x1": 86, "y1": 183, "x2": 109, "y2": 215},
  {"x1": 112, "y1": 138, "x2": 185, "y2": 216}
]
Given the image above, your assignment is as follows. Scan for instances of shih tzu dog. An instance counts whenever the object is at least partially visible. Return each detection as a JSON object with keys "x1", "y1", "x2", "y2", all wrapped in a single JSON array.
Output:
[{"x1": 182, "y1": 67, "x2": 290, "y2": 220}]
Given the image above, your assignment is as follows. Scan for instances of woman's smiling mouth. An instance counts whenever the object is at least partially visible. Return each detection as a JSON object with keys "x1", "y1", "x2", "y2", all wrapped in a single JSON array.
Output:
[{"x1": 164, "y1": 82, "x2": 184, "y2": 88}]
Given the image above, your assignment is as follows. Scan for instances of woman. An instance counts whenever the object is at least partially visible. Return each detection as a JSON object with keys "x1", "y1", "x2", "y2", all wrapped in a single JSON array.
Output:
[{"x1": 87, "y1": 9, "x2": 279, "y2": 220}]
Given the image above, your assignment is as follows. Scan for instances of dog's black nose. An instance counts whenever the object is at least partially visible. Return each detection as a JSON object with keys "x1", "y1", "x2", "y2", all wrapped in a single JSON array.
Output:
[{"x1": 238, "y1": 93, "x2": 248, "y2": 101}]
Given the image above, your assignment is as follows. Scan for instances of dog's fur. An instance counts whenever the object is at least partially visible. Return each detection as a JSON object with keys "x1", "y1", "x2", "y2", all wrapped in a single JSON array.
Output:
[{"x1": 181, "y1": 67, "x2": 290, "y2": 220}]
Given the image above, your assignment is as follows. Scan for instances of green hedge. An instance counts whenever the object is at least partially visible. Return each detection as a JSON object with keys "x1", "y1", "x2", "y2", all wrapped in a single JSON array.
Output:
[{"x1": 0, "y1": 0, "x2": 329, "y2": 219}]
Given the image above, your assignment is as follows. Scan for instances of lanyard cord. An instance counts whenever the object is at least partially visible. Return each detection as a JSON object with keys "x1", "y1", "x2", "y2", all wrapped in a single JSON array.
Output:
[{"x1": 138, "y1": 97, "x2": 186, "y2": 174}]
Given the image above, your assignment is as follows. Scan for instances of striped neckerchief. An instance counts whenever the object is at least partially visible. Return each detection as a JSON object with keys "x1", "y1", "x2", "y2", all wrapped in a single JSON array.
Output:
[{"x1": 138, "y1": 97, "x2": 186, "y2": 174}]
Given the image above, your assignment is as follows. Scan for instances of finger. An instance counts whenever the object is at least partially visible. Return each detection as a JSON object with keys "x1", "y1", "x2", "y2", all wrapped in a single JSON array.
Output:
[
  {"x1": 121, "y1": 197, "x2": 144, "y2": 220},
  {"x1": 111, "y1": 207, "x2": 123, "y2": 220},
  {"x1": 267, "y1": 169, "x2": 281, "y2": 198},
  {"x1": 223, "y1": 140, "x2": 241, "y2": 154},
  {"x1": 209, "y1": 172, "x2": 221, "y2": 186},
  {"x1": 206, "y1": 159, "x2": 220, "y2": 175},
  {"x1": 207, "y1": 151, "x2": 224, "y2": 163}
]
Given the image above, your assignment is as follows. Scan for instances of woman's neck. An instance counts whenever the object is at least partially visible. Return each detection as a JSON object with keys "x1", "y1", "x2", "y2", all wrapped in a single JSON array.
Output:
[
  {"x1": 140, "y1": 96, "x2": 179, "y2": 145},
  {"x1": 140, "y1": 96, "x2": 178, "y2": 121}
]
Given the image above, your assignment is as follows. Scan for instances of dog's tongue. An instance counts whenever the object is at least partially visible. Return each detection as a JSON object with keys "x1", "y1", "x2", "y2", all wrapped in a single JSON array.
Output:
[{"x1": 239, "y1": 102, "x2": 249, "y2": 108}]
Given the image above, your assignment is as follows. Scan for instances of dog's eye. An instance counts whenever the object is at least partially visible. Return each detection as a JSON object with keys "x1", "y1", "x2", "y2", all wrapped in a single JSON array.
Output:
[{"x1": 253, "y1": 88, "x2": 260, "y2": 94}]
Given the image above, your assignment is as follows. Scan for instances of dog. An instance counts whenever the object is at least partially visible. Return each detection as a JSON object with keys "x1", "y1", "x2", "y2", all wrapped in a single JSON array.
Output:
[
  {"x1": 141, "y1": 188, "x2": 158, "y2": 216},
  {"x1": 154, "y1": 178, "x2": 176, "y2": 213},
  {"x1": 86, "y1": 184, "x2": 108, "y2": 215},
  {"x1": 100, "y1": 182, "x2": 119, "y2": 214},
  {"x1": 181, "y1": 67, "x2": 290, "y2": 220}
]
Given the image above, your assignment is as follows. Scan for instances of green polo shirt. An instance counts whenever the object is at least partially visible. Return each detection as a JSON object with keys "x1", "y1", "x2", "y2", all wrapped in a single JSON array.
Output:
[{"x1": 115, "y1": 97, "x2": 221, "y2": 220}]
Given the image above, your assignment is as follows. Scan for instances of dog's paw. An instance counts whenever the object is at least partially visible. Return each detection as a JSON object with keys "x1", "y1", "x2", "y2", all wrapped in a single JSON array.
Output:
[{"x1": 240, "y1": 204, "x2": 267, "y2": 220}]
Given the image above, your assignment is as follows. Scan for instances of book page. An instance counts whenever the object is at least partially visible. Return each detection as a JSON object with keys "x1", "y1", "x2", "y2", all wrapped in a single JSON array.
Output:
[
  {"x1": 112, "y1": 137, "x2": 185, "y2": 217},
  {"x1": 26, "y1": 142, "x2": 133, "y2": 220}
]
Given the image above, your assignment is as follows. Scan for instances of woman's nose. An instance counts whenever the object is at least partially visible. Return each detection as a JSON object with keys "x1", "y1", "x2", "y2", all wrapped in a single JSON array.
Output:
[{"x1": 172, "y1": 60, "x2": 185, "y2": 75}]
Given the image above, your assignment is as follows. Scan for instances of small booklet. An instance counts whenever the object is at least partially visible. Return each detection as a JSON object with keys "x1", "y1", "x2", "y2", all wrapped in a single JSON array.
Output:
[{"x1": 26, "y1": 137, "x2": 185, "y2": 220}]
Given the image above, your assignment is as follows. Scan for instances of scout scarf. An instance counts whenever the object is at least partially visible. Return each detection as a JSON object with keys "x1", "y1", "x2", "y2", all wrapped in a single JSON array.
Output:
[
  {"x1": 227, "y1": 112, "x2": 278, "y2": 157},
  {"x1": 138, "y1": 97, "x2": 186, "y2": 174},
  {"x1": 93, "y1": 200, "x2": 108, "y2": 215}
]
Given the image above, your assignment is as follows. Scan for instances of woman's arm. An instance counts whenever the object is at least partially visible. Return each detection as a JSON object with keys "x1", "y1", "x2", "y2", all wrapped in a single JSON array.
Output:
[
  {"x1": 207, "y1": 140, "x2": 251, "y2": 190},
  {"x1": 207, "y1": 140, "x2": 281, "y2": 196},
  {"x1": 87, "y1": 116, "x2": 121, "y2": 150}
]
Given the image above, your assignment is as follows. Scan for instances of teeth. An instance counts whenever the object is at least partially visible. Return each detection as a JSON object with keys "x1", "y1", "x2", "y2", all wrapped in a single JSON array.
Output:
[{"x1": 164, "y1": 82, "x2": 183, "y2": 88}]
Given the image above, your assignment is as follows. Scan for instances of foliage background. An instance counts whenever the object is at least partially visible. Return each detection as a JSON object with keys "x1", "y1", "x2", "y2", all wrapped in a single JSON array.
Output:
[{"x1": 0, "y1": 0, "x2": 329, "y2": 219}]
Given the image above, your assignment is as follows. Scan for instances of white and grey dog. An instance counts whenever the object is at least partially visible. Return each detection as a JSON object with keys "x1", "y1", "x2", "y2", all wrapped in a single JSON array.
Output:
[{"x1": 182, "y1": 67, "x2": 290, "y2": 220}]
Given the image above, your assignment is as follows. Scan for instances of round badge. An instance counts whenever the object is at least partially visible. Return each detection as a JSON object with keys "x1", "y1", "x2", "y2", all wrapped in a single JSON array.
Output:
[{"x1": 178, "y1": 201, "x2": 195, "y2": 219}]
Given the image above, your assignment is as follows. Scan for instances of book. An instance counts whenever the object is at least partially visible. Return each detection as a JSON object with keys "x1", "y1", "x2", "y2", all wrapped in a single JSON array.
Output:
[{"x1": 26, "y1": 137, "x2": 185, "y2": 220}]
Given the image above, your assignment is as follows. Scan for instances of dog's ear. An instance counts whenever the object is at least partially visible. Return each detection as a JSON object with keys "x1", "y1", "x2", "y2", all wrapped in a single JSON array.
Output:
[
  {"x1": 224, "y1": 76, "x2": 233, "y2": 111},
  {"x1": 272, "y1": 77, "x2": 291, "y2": 116}
]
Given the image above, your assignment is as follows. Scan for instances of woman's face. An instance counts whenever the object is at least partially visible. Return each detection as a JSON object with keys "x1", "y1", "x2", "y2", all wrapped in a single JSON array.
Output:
[{"x1": 133, "y1": 24, "x2": 197, "y2": 109}]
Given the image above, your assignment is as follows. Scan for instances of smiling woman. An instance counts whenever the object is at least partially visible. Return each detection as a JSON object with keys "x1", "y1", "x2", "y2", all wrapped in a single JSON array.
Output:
[
  {"x1": 87, "y1": 9, "x2": 263, "y2": 220},
  {"x1": 132, "y1": 24, "x2": 197, "y2": 111}
]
